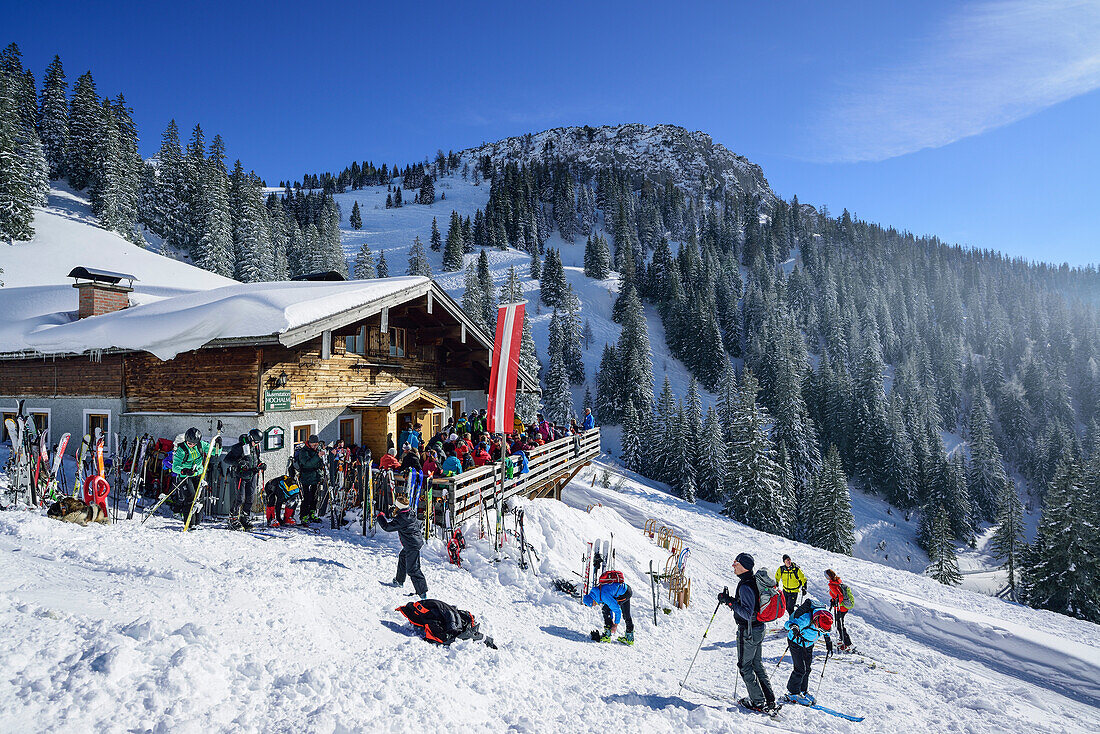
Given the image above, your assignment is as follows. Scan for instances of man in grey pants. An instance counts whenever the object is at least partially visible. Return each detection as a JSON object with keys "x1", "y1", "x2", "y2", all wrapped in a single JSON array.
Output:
[{"x1": 719, "y1": 552, "x2": 778, "y2": 714}]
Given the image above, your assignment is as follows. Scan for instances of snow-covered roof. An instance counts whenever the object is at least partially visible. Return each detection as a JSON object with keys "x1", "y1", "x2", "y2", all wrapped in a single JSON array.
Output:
[
  {"x1": 1, "y1": 276, "x2": 537, "y2": 390},
  {"x1": 348, "y1": 387, "x2": 447, "y2": 411}
]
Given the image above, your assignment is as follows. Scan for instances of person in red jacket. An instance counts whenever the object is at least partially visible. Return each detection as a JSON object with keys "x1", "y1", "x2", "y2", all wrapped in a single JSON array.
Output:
[
  {"x1": 825, "y1": 568, "x2": 854, "y2": 650},
  {"x1": 472, "y1": 443, "x2": 491, "y2": 467},
  {"x1": 379, "y1": 447, "x2": 402, "y2": 472}
]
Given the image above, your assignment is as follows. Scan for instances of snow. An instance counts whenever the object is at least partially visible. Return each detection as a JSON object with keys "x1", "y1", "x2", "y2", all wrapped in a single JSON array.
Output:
[
  {"x1": 7, "y1": 277, "x2": 430, "y2": 360},
  {"x1": 0, "y1": 185, "x2": 236, "y2": 291},
  {"x1": 1, "y1": 455, "x2": 1097, "y2": 732}
]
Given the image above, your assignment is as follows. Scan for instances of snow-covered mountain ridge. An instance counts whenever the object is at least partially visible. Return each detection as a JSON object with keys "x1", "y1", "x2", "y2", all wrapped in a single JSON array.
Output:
[{"x1": 462, "y1": 123, "x2": 775, "y2": 203}]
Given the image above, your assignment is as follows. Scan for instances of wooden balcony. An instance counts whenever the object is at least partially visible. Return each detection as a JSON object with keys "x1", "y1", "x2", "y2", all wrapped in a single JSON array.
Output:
[{"x1": 434, "y1": 428, "x2": 602, "y2": 525}]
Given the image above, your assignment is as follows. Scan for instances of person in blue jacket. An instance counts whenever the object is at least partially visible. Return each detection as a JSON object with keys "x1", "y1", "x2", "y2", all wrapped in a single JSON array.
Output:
[
  {"x1": 782, "y1": 599, "x2": 834, "y2": 705},
  {"x1": 582, "y1": 407, "x2": 596, "y2": 431},
  {"x1": 582, "y1": 574, "x2": 634, "y2": 644}
]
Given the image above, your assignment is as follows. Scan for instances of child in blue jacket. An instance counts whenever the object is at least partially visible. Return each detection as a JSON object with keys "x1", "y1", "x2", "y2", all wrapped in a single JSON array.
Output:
[
  {"x1": 582, "y1": 576, "x2": 634, "y2": 645},
  {"x1": 782, "y1": 599, "x2": 834, "y2": 705}
]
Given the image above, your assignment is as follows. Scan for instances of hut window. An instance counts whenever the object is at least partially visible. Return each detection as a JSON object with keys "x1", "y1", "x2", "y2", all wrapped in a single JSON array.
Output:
[{"x1": 389, "y1": 327, "x2": 407, "y2": 358}]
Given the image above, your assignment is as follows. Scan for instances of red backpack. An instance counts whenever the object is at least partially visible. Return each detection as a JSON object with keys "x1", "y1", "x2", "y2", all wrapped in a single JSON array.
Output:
[
  {"x1": 598, "y1": 570, "x2": 625, "y2": 586},
  {"x1": 755, "y1": 570, "x2": 786, "y2": 623}
]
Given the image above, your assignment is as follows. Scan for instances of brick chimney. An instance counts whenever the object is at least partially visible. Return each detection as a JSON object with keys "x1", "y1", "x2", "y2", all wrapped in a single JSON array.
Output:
[{"x1": 67, "y1": 267, "x2": 137, "y2": 319}]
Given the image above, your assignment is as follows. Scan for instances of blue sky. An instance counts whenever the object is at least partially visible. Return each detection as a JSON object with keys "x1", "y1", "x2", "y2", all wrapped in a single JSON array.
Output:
[{"x1": 5, "y1": 0, "x2": 1098, "y2": 265}]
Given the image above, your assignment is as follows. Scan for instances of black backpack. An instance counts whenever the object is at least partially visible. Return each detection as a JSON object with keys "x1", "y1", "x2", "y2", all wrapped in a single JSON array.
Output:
[{"x1": 396, "y1": 599, "x2": 495, "y2": 648}]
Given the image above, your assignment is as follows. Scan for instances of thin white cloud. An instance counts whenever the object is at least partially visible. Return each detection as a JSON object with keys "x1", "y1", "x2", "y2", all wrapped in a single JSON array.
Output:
[{"x1": 815, "y1": 0, "x2": 1100, "y2": 162}]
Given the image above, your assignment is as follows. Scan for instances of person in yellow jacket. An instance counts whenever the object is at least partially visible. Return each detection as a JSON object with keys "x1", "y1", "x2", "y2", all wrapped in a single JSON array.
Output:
[{"x1": 775, "y1": 554, "x2": 808, "y2": 617}]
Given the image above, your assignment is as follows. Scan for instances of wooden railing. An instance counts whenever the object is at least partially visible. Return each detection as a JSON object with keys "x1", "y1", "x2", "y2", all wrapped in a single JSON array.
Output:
[{"x1": 434, "y1": 428, "x2": 601, "y2": 526}]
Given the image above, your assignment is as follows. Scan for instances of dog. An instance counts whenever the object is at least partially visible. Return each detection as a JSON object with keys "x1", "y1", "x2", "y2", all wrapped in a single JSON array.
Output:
[{"x1": 47, "y1": 497, "x2": 110, "y2": 526}]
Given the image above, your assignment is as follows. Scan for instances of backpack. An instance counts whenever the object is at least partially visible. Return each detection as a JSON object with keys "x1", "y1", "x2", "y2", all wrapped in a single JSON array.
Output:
[
  {"x1": 598, "y1": 569, "x2": 625, "y2": 586},
  {"x1": 840, "y1": 583, "x2": 855, "y2": 609},
  {"x1": 754, "y1": 569, "x2": 786, "y2": 622},
  {"x1": 396, "y1": 599, "x2": 484, "y2": 646}
]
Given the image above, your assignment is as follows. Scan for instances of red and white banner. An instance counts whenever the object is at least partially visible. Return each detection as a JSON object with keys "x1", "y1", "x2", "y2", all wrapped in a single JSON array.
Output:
[{"x1": 487, "y1": 302, "x2": 525, "y2": 434}]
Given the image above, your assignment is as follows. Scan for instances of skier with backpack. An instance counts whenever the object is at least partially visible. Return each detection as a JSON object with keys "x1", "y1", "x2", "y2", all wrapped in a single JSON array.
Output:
[
  {"x1": 582, "y1": 570, "x2": 634, "y2": 645},
  {"x1": 377, "y1": 490, "x2": 429, "y2": 599},
  {"x1": 776, "y1": 554, "x2": 808, "y2": 617},
  {"x1": 781, "y1": 600, "x2": 834, "y2": 705},
  {"x1": 225, "y1": 430, "x2": 265, "y2": 531},
  {"x1": 717, "y1": 552, "x2": 781, "y2": 714},
  {"x1": 293, "y1": 435, "x2": 325, "y2": 524},
  {"x1": 825, "y1": 569, "x2": 855, "y2": 650},
  {"x1": 262, "y1": 469, "x2": 300, "y2": 527},
  {"x1": 170, "y1": 428, "x2": 209, "y2": 523}
]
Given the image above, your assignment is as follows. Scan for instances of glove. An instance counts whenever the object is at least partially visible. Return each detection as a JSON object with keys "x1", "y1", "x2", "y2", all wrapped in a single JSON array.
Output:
[
  {"x1": 802, "y1": 585, "x2": 808, "y2": 595},
  {"x1": 718, "y1": 586, "x2": 734, "y2": 609},
  {"x1": 825, "y1": 636, "x2": 834, "y2": 654}
]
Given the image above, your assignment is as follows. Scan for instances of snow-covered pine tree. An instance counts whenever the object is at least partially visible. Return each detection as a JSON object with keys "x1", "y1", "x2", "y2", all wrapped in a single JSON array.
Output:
[
  {"x1": 616, "y1": 285, "x2": 655, "y2": 418},
  {"x1": 724, "y1": 369, "x2": 781, "y2": 528},
  {"x1": 774, "y1": 442, "x2": 797, "y2": 538},
  {"x1": 966, "y1": 394, "x2": 1007, "y2": 524},
  {"x1": 582, "y1": 318, "x2": 594, "y2": 351},
  {"x1": 194, "y1": 135, "x2": 235, "y2": 277},
  {"x1": 540, "y1": 248, "x2": 568, "y2": 308},
  {"x1": 407, "y1": 235, "x2": 432, "y2": 276},
  {"x1": 583, "y1": 233, "x2": 612, "y2": 279},
  {"x1": 442, "y1": 210, "x2": 464, "y2": 271},
  {"x1": 38, "y1": 55, "x2": 68, "y2": 179},
  {"x1": 145, "y1": 120, "x2": 185, "y2": 249},
  {"x1": 321, "y1": 194, "x2": 347, "y2": 277},
  {"x1": 621, "y1": 402, "x2": 643, "y2": 473},
  {"x1": 353, "y1": 241, "x2": 376, "y2": 279},
  {"x1": 377, "y1": 251, "x2": 389, "y2": 278},
  {"x1": 350, "y1": 200, "x2": 362, "y2": 230},
  {"x1": 429, "y1": 216, "x2": 441, "y2": 250},
  {"x1": 231, "y1": 167, "x2": 272, "y2": 282},
  {"x1": 851, "y1": 330, "x2": 890, "y2": 493},
  {"x1": 990, "y1": 479, "x2": 1025, "y2": 600},
  {"x1": 926, "y1": 504, "x2": 963, "y2": 585},
  {"x1": 419, "y1": 174, "x2": 434, "y2": 205},
  {"x1": 560, "y1": 307, "x2": 584, "y2": 385},
  {"x1": 477, "y1": 249, "x2": 496, "y2": 331},
  {"x1": 697, "y1": 406, "x2": 728, "y2": 503},
  {"x1": 529, "y1": 248, "x2": 541, "y2": 279},
  {"x1": 462, "y1": 262, "x2": 488, "y2": 332},
  {"x1": 268, "y1": 206, "x2": 290, "y2": 280},
  {"x1": 64, "y1": 70, "x2": 102, "y2": 191},
  {"x1": 544, "y1": 347, "x2": 573, "y2": 425},
  {"x1": 0, "y1": 71, "x2": 35, "y2": 242},
  {"x1": 594, "y1": 343, "x2": 621, "y2": 425},
  {"x1": 808, "y1": 444, "x2": 855, "y2": 554},
  {"x1": 1022, "y1": 451, "x2": 1099, "y2": 622}
]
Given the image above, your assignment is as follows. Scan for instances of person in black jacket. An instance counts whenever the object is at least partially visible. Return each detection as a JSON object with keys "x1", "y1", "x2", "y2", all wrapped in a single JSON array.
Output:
[
  {"x1": 719, "y1": 552, "x2": 778, "y2": 714},
  {"x1": 294, "y1": 435, "x2": 325, "y2": 524},
  {"x1": 377, "y1": 491, "x2": 428, "y2": 598},
  {"x1": 225, "y1": 429, "x2": 265, "y2": 530}
]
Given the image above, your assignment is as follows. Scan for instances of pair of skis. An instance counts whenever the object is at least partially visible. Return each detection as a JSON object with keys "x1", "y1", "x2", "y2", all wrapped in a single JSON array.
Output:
[{"x1": 581, "y1": 535, "x2": 615, "y2": 594}]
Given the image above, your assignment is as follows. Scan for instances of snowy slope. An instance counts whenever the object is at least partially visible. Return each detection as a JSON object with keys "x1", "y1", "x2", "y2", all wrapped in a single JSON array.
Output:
[
  {"x1": 335, "y1": 177, "x2": 713, "y2": 431},
  {"x1": 0, "y1": 185, "x2": 237, "y2": 291},
  {"x1": 1, "y1": 459, "x2": 1096, "y2": 733}
]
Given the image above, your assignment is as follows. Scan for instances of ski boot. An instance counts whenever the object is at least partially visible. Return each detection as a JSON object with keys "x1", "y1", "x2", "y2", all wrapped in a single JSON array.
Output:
[
  {"x1": 240, "y1": 515, "x2": 254, "y2": 531},
  {"x1": 379, "y1": 579, "x2": 402, "y2": 588},
  {"x1": 228, "y1": 516, "x2": 243, "y2": 531},
  {"x1": 282, "y1": 507, "x2": 297, "y2": 526},
  {"x1": 590, "y1": 628, "x2": 613, "y2": 642},
  {"x1": 783, "y1": 692, "x2": 813, "y2": 706},
  {"x1": 265, "y1": 507, "x2": 280, "y2": 528},
  {"x1": 617, "y1": 632, "x2": 635, "y2": 646}
]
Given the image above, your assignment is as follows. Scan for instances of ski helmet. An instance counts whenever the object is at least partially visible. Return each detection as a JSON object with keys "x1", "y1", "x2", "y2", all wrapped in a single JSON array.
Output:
[
  {"x1": 238, "y1": 433, "x2": 250, "y2": 445},
  {"x1": 248, "y1": 429, "x2": 263, "y2": 444},
  {"x1": 812, "y1": 609, "x2": 834, "y2": 631},
  {"x1": 184, "y1": 427, "x2": 202, "y2": 445}
]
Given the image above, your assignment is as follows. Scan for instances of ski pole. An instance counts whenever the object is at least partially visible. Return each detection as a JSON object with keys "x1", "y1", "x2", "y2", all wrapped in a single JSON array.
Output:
[
  {"x1": 774, "y1": 637, "x2": 791, "y2": 673},
  {"x1": 811, "y1": 650, "x2": 831, "y2": 697},
  {"x1": 678, "y1": 601, "x2": 722, "y2": 697}
]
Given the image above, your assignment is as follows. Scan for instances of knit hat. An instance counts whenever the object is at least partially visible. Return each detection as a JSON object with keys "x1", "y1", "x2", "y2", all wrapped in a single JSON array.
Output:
[
  {"x1": 734, "y1": 552, "x2": 755, "y2": 572},
  {"x1": 387, "y1": 448, "x2": 397, "y2": 456},
  {"x1": 782, "y1": 554, "x2": 791, "y2": 562}
]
